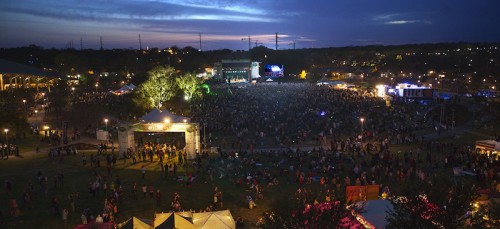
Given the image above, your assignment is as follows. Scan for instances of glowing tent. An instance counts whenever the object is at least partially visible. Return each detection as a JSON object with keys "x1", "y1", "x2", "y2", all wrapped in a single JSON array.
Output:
[
  {"x1": 116, "y1": 217, "x2": 153, "y2": 229},
  {"x1": 192, "y1": 210, "x2": 235, "y2": 229},
  {"x1": 154, "y1": 212, "x2": 194, "y2": 229}
]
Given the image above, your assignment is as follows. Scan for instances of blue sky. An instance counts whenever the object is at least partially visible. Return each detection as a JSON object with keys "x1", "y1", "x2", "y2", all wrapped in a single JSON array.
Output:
[{"x1": 1, "y1": 0, "x2": 499, "y2": 50}]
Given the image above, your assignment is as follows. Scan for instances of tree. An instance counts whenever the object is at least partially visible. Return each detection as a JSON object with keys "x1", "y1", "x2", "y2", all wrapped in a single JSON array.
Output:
[
  {"x1": 176, "y1": 73, "x2": 201, "y2": 101},
  {"x1": 260, "y1": 192, "x2": 363, "y2": 229},
  {"x1": 386, "y1": 176, "x2": 484, "y2": 229},
  {"x1": 137, "y1": 66, "x2": 178, "y2": 110}
]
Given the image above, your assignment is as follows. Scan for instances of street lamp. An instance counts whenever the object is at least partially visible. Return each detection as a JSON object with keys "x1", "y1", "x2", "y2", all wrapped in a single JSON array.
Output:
[
  {"x1": 34, "y1": 110, "x2": 39, "y2": 130},
  {"x1": 22, "y1": 99, "x2": 27, "y2": 113},
  {"x1": 4, "y1": 129, "x2": 8, "y2": 146},
  {"x1": 95, "y1": 83, "x2": 99, "y2": 93},
  {"x1": 360, "y1": 118, "x2": 365, "y2": 136},
  {"x1": 104, "y1": 118, "x2": 109, "y2": 131}
]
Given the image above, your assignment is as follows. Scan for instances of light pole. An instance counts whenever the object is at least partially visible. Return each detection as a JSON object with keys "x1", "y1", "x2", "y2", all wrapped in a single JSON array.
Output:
[
  {"x1": 4, "y1": 129, "x2": 8, "y2": 146},
  {"x1": 104, "y1": 118, "x2": 109, "y2": 131},
  {"x1": 95, "y1": 83, "x2": 99, "y2": 93},
  {"x1": 22, "y1": 99, "x2": 27, "y2": 113},
  {"x1": 34, "y1": 110, "x2": 39, "y2": 130},
  {"x1": 360, "y1": 118, "x2": 364, "y2": 136}
]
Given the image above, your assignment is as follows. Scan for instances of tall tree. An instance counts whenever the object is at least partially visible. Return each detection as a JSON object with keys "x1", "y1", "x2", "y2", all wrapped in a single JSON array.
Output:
[
  {"x1": 176, "y1": 73, "x2": 201, "y2": 100},
  {"x1": 386, "y1": 176, "x2": 484, "y2": 229},
  {"x1": 137, "y1": 66, "x2": 178, "y2": 110}
]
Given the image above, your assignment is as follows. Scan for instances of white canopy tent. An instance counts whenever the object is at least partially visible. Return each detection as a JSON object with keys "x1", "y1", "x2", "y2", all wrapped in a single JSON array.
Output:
[
  {"x1": 116, "y1": 217, "x2": 153, "y2": 229},
  {"x1": 154, "y1": 212, "x2": 194, "y2": 229},
  {"x1": 192, "y1": 210, "x2": 235, "y2": 229}
]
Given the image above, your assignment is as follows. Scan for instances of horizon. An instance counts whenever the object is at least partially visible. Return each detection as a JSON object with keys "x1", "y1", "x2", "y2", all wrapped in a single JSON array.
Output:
[{"x1": 3, "y1": 41, "x2": 500, "y2": 52}]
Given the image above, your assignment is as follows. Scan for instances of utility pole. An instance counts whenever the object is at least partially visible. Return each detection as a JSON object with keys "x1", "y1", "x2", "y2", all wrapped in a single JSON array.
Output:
[
  {"x1": 289, "y1": 41, "x2": 296, "y2": 49},
  {"x1": 100, "y1": 36, "x2": 103, "y2": 50},
  {"x1": 80, "y1": 37, "x2": 83, "y2": 50},
  {"x1": 138, "y1": 34, "x2": 142, "y2": 50},
  {"x1": 275, "y1": 32, "x2": 278, "y2": 50},
  {"x1": 254, "y1": 40, "x2": 263, "y2": 47},
  {"x1": 241, "y1": 35, "x2": 251, "y2": 52}
]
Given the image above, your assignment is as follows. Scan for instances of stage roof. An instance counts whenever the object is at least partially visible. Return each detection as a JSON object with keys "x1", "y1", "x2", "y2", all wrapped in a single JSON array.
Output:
[{"x1": 0, "y1": 59, "x2": 60, "y2": 78}]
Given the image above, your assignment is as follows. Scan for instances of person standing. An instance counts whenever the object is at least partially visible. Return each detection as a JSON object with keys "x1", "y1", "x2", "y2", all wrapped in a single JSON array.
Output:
[
  {"x1": 142, "y1": 184, "x2": 147, "y2": 198},
  {"x1": 149, "y1": 185, "x2": 154, "y2": 199},
  {"x1": 62, "y1": 208, "x2": 69, "y2": 228},
  {"x1": 156, "y1": 189, "x2": 162, "y2": 207},
  {"x1": 132, "y1": 182, "x2": 137, "y2": 199},
  {"x1": 141, "y1": 166, "x2": 146, "y2": 179},
  {"x1": 51, "y1": 197, "x2": 60, "y2": 217}
]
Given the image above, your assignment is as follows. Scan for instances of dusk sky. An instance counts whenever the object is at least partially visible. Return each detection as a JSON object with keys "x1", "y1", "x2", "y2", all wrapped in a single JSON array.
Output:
[{"x1": 1, "y1": 0, "x2": 500, "y2": 50}]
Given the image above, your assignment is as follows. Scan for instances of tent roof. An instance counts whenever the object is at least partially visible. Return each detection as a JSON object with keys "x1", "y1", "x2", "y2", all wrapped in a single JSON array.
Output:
[
  {"x1": 139, "y1": 109, "x2": 191, "y2": 123},
  {"x1": 356, "y1": 200, "x2": 393, "y2": 229},
  {"x1": 128, "y1": 83, "x2": 136, "y2": 89},
  {"x1": 154, "y1": 213, "x2": 194, "y2": 229},
  {"x1": 117, "y1": 85, "x2": 131, "y2": 91},
  {"x1": 192, "y1": 210, "x2": 235, "y2": 229},
  {"x1": 117, "y1": 217, "x2": 153, "y2": 229},
  {"x1": 476, "y1": 140, "x2": 500, "y2": 151},
  {"x1": 0, "y1": 58, "x2": 60, "y2": 78}
]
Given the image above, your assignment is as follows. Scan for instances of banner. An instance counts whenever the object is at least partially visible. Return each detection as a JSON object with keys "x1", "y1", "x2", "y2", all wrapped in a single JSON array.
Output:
[{"x1": 346, "y1": 185, "x2": 380, "y2": 202}]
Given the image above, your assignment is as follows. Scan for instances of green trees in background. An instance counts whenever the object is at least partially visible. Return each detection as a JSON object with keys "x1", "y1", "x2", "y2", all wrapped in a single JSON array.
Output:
[{"x1": 135, "y1": 65, "x2": 202, "y2": 110}]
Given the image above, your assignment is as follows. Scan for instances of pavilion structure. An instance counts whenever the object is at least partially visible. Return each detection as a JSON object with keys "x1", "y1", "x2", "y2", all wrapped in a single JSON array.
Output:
[{"x1": 0, "y1": 59, "x2": 60, "y2": 91}]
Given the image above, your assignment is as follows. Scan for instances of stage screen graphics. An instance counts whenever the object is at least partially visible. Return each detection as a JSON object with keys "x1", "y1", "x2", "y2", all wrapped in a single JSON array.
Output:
[{"x1": 264, "y1": 64, "x2": 284, "y2": 77}]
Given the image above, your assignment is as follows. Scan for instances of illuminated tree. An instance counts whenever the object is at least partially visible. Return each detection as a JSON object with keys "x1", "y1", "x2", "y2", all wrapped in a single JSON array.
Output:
[
  {"x1": 260, "y1": 193, "x2": 363, "y2": 229},
  {"x1": 386, "y1": 176, "x2": 483, "y2": 229},
  {"x1": 137, "y1": 66, "x2": 178, "y2": 110},
  {"x1": 176, "y1": 73, "x2": 200, "y2": 100}
]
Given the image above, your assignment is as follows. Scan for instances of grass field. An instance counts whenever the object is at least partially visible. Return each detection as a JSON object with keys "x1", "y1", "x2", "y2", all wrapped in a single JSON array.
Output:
[
  {"x1": 0, "y1": 146, "x2": 304, "y2": 229},
  {"x1": 1, "y1": 101, "x2": 496, "y2": 228}
]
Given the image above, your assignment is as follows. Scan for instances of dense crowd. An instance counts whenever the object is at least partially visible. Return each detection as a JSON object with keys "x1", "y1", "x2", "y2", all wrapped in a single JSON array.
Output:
[{"x1": 1, "y1": 82, "x2": 499, "y2": 228}]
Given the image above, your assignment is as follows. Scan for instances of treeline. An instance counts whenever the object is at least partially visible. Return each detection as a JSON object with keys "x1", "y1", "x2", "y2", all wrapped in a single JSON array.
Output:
[{"x1": 0, "y1": 42, "x2": 499, "y2": 84}]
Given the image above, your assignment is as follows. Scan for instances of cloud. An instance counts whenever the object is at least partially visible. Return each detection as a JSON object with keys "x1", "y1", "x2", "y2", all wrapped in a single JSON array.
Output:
[
  {"x1": 373, "y1": 12, "x2": 431, "y2": 25},
  {"x1": 372, "y1": 13, "x2": 400, "y2": 21},
  {"x1": 161, "y1": 0, "x2": 268, "y2": 15},
  {"x1": 386, "y1": 20, "x2": 418, "y2": 25},
  {"x1": 0, "y1": 0, "x2": 277, "y2": 23}
]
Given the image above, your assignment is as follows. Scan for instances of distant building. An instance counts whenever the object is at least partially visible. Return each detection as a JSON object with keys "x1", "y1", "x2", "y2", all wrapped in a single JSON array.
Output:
[
  {"x1": 0, "y1": 59, "x2": 60, "y2": 91},
  {"x1": 213, "y1": 59, "x2": 260, "y2": 83}
]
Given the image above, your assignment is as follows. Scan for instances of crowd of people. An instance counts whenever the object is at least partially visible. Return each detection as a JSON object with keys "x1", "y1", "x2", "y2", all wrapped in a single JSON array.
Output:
[{"x1": 1, "y1": 82, "x2": 499, "y2": 228}]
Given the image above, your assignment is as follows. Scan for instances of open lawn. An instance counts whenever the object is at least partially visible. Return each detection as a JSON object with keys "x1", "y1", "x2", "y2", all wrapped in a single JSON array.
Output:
[{"x1": 0, "y1": 148, "x2": 303, "y2": 229}]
